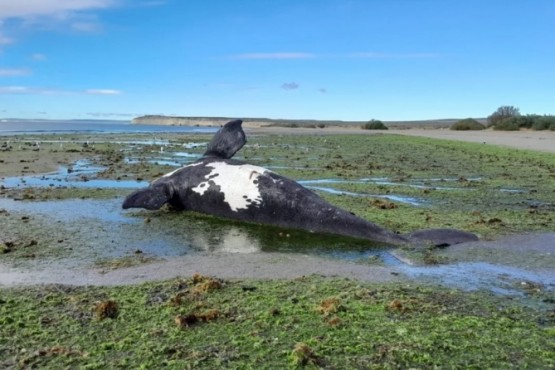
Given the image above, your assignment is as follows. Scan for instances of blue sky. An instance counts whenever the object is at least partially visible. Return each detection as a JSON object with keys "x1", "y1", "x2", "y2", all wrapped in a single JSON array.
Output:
[{"x1": 0, "y1": 0, "x2": 554, "y2": 121}]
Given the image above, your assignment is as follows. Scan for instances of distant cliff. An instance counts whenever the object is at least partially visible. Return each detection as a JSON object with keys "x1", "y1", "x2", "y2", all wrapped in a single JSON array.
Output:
[
  {"x1": 131, "y1": 115, "x2": 359, "y2": 128},
  {"x1": 131, "y1": 115, "x2": 469, "y2": 129},
  {"x1": 132, "y1": 115, "x2": 233, "y2": 126}
]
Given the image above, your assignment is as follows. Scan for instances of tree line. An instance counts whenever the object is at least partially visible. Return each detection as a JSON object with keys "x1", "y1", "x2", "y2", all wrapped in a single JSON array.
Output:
[{"x1": 451, "y1": 106, "x2": 555, "y2": 131}]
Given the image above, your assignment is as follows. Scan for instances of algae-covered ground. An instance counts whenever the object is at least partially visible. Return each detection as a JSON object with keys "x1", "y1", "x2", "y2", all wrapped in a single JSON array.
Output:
[
  {"x1": 1, "y1": 275, "x2": 554, "y2": 369},
  {"x1": 1, "y1": 132, "x2": 555, "y2": 368}
]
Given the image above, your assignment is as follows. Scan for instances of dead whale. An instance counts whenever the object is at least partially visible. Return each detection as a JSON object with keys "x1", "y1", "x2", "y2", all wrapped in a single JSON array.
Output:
[{"x1": 122, "y1": 120, "x2": 478, "y2": 247}]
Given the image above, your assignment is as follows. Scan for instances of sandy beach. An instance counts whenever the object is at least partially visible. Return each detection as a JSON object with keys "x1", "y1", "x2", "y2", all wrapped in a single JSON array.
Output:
[{"x1": 244, "y1": 126, "x2": 555, "y2": 154}]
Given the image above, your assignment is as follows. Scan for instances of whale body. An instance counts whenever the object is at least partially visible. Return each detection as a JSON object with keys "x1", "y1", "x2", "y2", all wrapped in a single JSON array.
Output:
[{"x1": 123, "y1": 120, "x2": 478, "y2": 247}]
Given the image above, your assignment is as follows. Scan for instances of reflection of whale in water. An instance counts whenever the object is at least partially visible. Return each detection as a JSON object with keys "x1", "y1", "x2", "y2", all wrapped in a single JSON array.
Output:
[
  {"x1": 189, "y1": 226, "x2": 261, "y2": 254},
  {"x1": 123, "y1": 120, "x2": 478, "y2": 247}
]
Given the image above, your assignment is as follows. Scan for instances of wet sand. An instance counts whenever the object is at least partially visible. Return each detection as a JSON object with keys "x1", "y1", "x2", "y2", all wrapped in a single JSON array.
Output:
[{"x1": 1, "y1": 234, "x2": 553, "y2": 292}]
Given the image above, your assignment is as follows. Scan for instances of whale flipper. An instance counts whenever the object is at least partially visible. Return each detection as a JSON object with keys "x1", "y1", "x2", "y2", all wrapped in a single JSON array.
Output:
[
  {"x1": 203, "y1": 119, "x2": 246, "y2": 159},
  {"x1": 122, "y1": 183, "x2": 174, "y2": 210}
]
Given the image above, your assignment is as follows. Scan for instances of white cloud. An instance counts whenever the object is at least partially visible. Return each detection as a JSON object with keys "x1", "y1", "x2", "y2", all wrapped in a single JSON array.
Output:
[
  {"x1": 0, "y1": 1, "x2": 115, "y2": 19},
  {"x1": 0, "y1": 68, "x2": 31, "y2": 76},
  {"x1": 0, "y1": 86, "x2": 122, "y2": 95},
  {"x1": 84, "y1": 89, "x2": 122, "y2": 95},
  {"x1": 233, "y1": 53, "x2": 315, "y2": 60},
  {"x1": 0, "y1": 86, "x2": 58, "y2": 94},
  {"x1": 87, "y1": 112, "x2": 138, "y2": 117},
  {"x1": 0, "y1": 0, "x2": 118, "y2": 44}
]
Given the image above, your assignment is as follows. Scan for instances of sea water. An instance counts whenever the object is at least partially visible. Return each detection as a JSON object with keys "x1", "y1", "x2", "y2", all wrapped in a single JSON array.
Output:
[{"x1": 0, "y1": 119, "x2": 218, "y2": 135}]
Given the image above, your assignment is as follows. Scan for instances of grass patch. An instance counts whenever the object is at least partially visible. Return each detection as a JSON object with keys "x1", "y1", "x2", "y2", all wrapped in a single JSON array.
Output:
[{"x1": 1, "y1": 275, "x2": 554, "y2": 368}]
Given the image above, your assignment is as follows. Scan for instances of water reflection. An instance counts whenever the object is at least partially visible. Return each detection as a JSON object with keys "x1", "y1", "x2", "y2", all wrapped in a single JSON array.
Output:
[
  {"x1": 0, "y1": 197, "x2": 393, "y2": 263},
  {"x1": 1, "y1": 160, "x2": 148, "y2": 189}
]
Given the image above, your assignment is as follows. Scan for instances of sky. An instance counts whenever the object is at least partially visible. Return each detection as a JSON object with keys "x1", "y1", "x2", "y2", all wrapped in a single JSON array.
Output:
[{"x1": 0, "y1": 0, "x2": 554, "y2": 121}]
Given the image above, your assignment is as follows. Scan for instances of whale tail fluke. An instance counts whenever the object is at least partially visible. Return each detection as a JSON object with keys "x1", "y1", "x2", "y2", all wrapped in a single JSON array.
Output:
[
  {"x1": 122, "y1": 183, "x2": 173, "y2": 210},
  {"x1": 404, "y1": 228, "x2": 479, "y2": 247},
  {"x1": 203, "y1": 119, "x2": 245, "y2": 159}
]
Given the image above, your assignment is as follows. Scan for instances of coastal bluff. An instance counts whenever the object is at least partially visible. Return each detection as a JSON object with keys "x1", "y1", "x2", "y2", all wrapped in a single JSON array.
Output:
[
  {"x1": 131, "y1": 115, "x2": 465, "y2": 130},
  {"x1": 132, "y1": 115, "x2": 365, "y2": 129},
  {"x1": 132, "y1": 115, "x2": 240, "y2": 127}
]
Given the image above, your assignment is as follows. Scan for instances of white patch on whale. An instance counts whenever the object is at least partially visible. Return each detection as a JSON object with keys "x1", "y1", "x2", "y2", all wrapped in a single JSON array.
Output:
[{"x1": 192, "y1": 162, "x2": 272, "y2": 211}]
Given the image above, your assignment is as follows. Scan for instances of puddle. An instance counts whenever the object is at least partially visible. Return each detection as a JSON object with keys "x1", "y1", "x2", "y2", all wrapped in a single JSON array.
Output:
[
  {"x1": 125, "y1": 157, "x2": 183, "y2": 168},
  {"x1": 183, "y1": 142, "x2": 208, "y2": 149},
  {"x1": 1, "y1": 159, "x2": 149, "y2": 189},
  {"x1": 400, "y1": 262, "x2": 555, "y2": 296},
  {"x1": 303, "y1": 185, "x2": 424, "y2": 206},
  {"x1": 124, "y1": 151, "x2": 203, "y2": 168},
  {"x1": 500, "y1": 188, "x2": 527, "y2": 194},
  {"x1": 0, "y1": 197, "x2": 395, "y2": 267},
  {"x1": 173, "y1": 152, "x2": 202, "y2": 158},
  {"x1": 1, "y1": 197, "x2": 553, "y2": 296},
  {"x1": 301, "y1": 177, "x2": 473, "y2": 191}
]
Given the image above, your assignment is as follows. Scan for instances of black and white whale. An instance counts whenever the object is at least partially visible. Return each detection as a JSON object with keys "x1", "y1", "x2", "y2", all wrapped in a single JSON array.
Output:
[{"x1": 123, "y1": 120, "x2": 478, "y2": 247}]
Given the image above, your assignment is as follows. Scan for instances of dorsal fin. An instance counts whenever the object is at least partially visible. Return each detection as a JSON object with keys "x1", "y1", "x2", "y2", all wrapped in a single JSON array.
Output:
[{"x1": 203, "y1": 119, "x2": 246, "y2": 159}]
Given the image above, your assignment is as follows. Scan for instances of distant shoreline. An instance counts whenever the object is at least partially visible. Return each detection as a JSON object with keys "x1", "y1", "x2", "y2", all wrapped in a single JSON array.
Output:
[{"x1": 131, "y1": 114, "x2": 469, "y2": 129}]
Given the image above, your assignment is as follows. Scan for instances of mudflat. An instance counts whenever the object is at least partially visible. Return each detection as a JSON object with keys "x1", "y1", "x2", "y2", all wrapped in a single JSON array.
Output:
[
  {"x1": 1, "y1": 130, "x2": 554, "y2": 290},
  {"x1": 1, "y1": 128, "x2": 554, "y2": 369}
]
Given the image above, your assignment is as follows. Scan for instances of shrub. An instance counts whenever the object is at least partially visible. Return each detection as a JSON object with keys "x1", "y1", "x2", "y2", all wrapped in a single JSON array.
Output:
[
  {"x1": 532, "y1": 115, "x2": 555, "y2": 130},
  {"x1": 487, "y1": 105, "x2": 520, "y2": 127},
  {"x1": 493, "y1": 117, "x2": 520, "y2": 131},
  {"x1": 450, "y1": 118, "x2": 485, "y2": 131},
  {"x1": 362, "y1": 119, "x2": 388, "y2": 130},
  {"x1": 514, "y1": 115, "x2": 539, "y2": 129}
]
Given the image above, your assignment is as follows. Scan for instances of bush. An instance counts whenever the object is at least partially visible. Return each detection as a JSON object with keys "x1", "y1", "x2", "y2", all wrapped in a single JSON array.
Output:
[
  {"x1": 362, "y1": 119, "x2": 388, "y2": 130},
  {"x1": 450, "y1": 118, "x2": 485, "y2": 131},
  {"x1": 532, "y1": 115, "x2": 555, "y2": 130},
  {"x1": 487, "y1": 105, "x2": 520, "y2": 127},
  {"x1": 488, "y1": 114, "x2": 555, "y2": 131},
  {"x1": 513, "y1": 115, "x2": 539, "y2": 129},
  {"x1": 493, "y1": 117, "x2": 520, "y2": 131}
]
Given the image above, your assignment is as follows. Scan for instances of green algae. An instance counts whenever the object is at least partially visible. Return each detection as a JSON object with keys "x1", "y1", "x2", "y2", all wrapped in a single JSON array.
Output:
[{"x1": 1, "y1": 276, "x2": 553, "y2": 369}]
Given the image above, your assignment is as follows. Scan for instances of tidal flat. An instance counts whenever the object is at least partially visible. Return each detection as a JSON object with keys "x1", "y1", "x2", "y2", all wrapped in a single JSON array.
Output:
[{"x1": 1, "y1": 131, "x2": 555, "y2": 368}]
